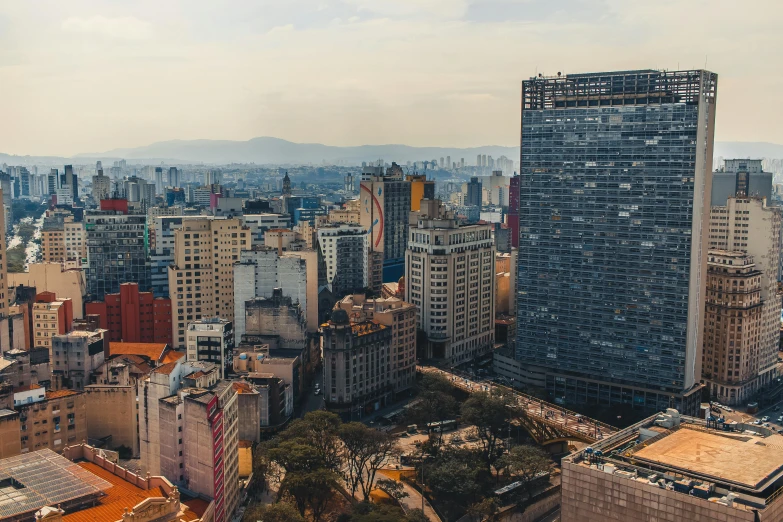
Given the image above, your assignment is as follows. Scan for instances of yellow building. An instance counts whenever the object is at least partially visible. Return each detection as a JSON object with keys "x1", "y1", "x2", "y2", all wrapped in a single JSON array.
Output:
[
  {"x1": 406, "y1": 174, "x2": 435, "y2": 211},
  {"x1": 168, "y1": 218, "x2": 251, "y2": 348}
]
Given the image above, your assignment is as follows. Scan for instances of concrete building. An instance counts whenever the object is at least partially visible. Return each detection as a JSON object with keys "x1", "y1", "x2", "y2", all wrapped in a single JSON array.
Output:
[
  {"x1": 317, "y1": 223, "x2": 369, "y2": 297},
  {"x1": 85, "y1": 384, "x2": 139, "y2": 456},
  {"x1": 561, "y1": 410, "x2": 783, "y2": 522},
  {"x1": 91, "y1": 171, "x2": 111, "y2": 201},
  {"x1": 232, "y1": 381, "x2": 261, "y2": 443},
  {"x1": 233, "y1": 345, "x2": 302, "y2": 404},
  {"x1": 712, "y1": 159, "x2": 773, "y2": 206},
  {"x1": 15, "y1": 386, "x2": 86, "y2": 454},
  {"x1": 405, "y1": 200, "x2": 496, "y2": 363},
  {"x1": 360, "y1": 163, "x2": 411, "y2": 282},
  {"x1": 85, "y1": 200, "x2": 149, "y2": 301},
  {"x1": 9, "y1": 263, "x2": 87, "y2": 319},
  {"x1": 0, "y1": 189, "x2": 7, "y2": 326},
  {"x1": 0, "y1": 409, "x2": 20, "y2": 458},
  {"x1": 709, "y1": 196, "x2": 782, "y2": 391},
  {"x1": 0, "y1": 348, "x2": 51, "y2": 393},
  {"x1": 86, "y1": 282, "x2": 173, "y2": 345},
  {"x1": 495, "y1": 251, "x2": 516, "y2": 315},
  {"x1": 168, "y1": 217, "x2": 250, "y2": 348},
  {"x1": 334, "y1": 294, "x2": 417, "y2": 393},
  {"x1": 321, "y1": 309, "x2": 393, "y2": 416},
  {"x1": 159, "y1": 380, "x2": 239, "y2": 522},
  {"x1": 138, "y1": 358, "x2": 220, "y2": 476},
  {"x1": 51, "y1": 329, "x2": 106, "y2": 391},
  {"x1": 516, "y1": 70, "x2": 717, "y2": 414},
  {"x1": 508, "y1": 174, "x2": 520, "y2": 248},
  {"x1": 466, "y1": 177, "x2": 482, "y2": 207},
  {"x1": 407, "y1": 174, "x2": 435, "y2": 212},
  {"x1": 328, "y1": 207, "x2": 361, "y2": 225},
  {"x1": 701, "y1": 251, "x2": 764, "y2": 406},
  {"x1": 241, "y1": 213, "x2": 291, "y2": 245},
  {"x1": 233, "y1": 247, "x2": 318, "y2": 339},
  {"x1": 32, "y1": 292, "x2": 73, "y2": 355},
  {"x1": 186, "y1": 318, "x2": 234, "y2": 379}
]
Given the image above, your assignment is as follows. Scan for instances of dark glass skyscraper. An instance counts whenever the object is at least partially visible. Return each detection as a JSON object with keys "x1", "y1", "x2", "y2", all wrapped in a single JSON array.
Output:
[{"x1": 516, "y1": 70, "x2": 717, "y2": 414}]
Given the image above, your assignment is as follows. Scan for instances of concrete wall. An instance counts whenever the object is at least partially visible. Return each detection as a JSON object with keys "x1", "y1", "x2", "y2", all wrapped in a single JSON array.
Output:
[
  {"x1": 85, "y1": 385, "x2": 139, "y2": 457},
  {"x1": 237, "y1": 391, "x2": 261, "y2": 443},
  {"x1": 9, "y1": 263, "x2": 87, "y2": 318}
]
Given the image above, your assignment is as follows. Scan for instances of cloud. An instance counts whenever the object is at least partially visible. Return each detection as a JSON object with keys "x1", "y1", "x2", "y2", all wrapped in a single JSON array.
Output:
[
  {"x1": 342, "y1": 0, "x2": 468, "y2": 19},
  {"x1": 266, "y1": 24, "x2": 295, "y2": 36},
  {"x1": 61, "y1": 15, "x2": 152, "y2": 40}
]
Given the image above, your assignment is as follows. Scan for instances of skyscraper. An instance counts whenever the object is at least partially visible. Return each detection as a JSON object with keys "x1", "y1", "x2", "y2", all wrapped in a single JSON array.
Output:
[
  {"x1": 360, "y1": 162, "x2": 411, "y2": 282},
  {"x1": 516, "y1": 69, "x2": 718, "y2": 414},
  {"x1": 508, "y1": 174, "x2": 520, "y2": 248},
  {"x1": 466, "y1": 177, "x2": 482, "y2": 207}
]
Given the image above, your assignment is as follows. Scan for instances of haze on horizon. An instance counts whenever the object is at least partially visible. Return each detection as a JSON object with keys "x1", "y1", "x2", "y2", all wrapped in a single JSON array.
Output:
[{"x1": 0, "y1": 0, "x2": 780, "y2": 157}]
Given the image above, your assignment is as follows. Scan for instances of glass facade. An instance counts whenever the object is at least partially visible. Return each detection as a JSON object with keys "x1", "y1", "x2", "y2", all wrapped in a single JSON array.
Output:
[{"x1": 516, "y1": 70, "x2": 717, "y2": 409}]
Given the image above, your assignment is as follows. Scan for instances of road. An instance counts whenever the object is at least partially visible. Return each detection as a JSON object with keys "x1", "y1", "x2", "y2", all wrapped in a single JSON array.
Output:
[
  {"x1": 536, "y1": 506, "x2": 560, "y2": 522},
  {"x1": 377, "y1": 469, "x2": 441, "y2": 522},
  {"x1": 420, "y1": 367, "x2": 616, "y2": 441}
]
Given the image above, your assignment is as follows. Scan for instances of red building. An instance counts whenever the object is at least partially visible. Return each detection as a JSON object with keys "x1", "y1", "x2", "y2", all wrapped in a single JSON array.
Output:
[
  {"x1": 508, "y1": 174, "x2": 520, "y2": 248},
  {"x1": 86, "y1": 283, "x2": 172, "y2": 345},
  {"x1": 100, "y1": 198, "x2": 129, "y2": 214}
]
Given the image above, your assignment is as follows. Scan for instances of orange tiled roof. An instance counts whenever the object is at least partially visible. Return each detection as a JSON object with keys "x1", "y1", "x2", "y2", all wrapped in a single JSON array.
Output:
[
  {"x1": 182, "y1": 498, "x2": 210, "y2": 521},
  {"x1": 153, "y1": 361, "x2": 179, "y2": 375},
  {"x1": 109, "y1": 342, "x2": 168, "y2": 362},
  {"x1": 232, "y1": 382, "x2": 253, "y2": 394},
  {"x1": 63, "y1": 462, "x2": 163, "y2": 522},
  {"x1": 160, "y1": 350, "x2": 186, "y2": 365},
  {"x1": 188, "y1": 371, "x2": 206, "y2": 379},
  {"x1": 46, "y1": 389, "x2": 80, "y2": 399}
]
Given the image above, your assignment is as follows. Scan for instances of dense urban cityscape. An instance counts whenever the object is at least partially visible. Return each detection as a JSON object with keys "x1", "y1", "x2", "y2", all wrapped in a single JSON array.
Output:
[{"x1": 2, "y1": 6, "x2": 783, "y2": 521}]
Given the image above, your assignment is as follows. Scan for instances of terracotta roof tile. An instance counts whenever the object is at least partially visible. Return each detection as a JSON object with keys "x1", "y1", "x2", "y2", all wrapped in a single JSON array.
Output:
[
  {"x1": 46, "y1": 389, "x2": 80, "y2": 399},
  {"x1": 108, "y1": 342, "x2": 168, "y2": 362},
  {"x1": 231, "y1": 382, "x2": 254, "y2": 394},
  {"x1": 63, "y1": 462, "x2": 163, "y2": 522},
  {"x1": 153, "y1": 361, "x2": 179, "y2": 375},
  {"x1": 161, "y1": 350, "x2": 186, "y2": 365}
]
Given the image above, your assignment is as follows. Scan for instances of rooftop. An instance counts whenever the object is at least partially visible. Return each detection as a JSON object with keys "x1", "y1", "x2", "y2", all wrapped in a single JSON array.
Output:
[
  {"x1": 633, "y1": 427, "x2": 783, "y2": 490},
  {"x1": 46, "y1": 389, "x2": 81, "y2": 400},
  {"x1": 109, "y1": 342, "x2": 169, "y2": 362},
  {"x1": 62, "y1": 462, "x2": 163, "y2": 522}
]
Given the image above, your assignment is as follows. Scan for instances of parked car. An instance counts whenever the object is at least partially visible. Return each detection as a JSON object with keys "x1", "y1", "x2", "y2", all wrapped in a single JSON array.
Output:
[{"x1": 762, "y1": 416, "x2": 770, "y2": 422}]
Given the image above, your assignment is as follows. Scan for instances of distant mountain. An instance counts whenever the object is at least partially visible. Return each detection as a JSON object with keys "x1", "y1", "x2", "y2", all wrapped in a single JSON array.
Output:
[
  {"x1": 3, "y1": 138, "x2": 783, "y2": 167},
  {"x1": 75, "y1": 137, "x2": 520, "y2": 165}
]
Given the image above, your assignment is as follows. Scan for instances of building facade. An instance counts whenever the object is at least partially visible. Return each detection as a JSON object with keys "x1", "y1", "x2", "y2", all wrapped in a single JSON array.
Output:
[
  {"x1": 709, "y1": 196, "x2": 782, "y2": 391},
  {"x1": 85, "y1": 201, "x2": 150, "y2": 301},
  {"x1": 186, "y1": 318, "x2": 234, "y2": 379},
  {"x1": 317, "y1": 223, "x2": 369, "y2": 297},
  {"x1": 360, "y1": 163, "x2": 411, "y2": 282},
  {"x1": 516, "y1": 69, "x2": 717, "y2": 414},
  {"x1": 168, "y1": 218, "x2": 250, "y2": 348},
  {"x1": 85, "y1": 282, "x2": 172, "y2": 345},
  {"x1": 334, "y1": 294, "x2": 417, "y2": 393},
  {"x1": 32, "y1": 293, "x2": 73, "y2": 355},
  {"x1": 701, "y1": 251, "x2": 764, "y2": 405},
  {"x1": 16, "y1": 387, "x2": 87, "y2": 454},
  {"x1": 321, "y1": 309, "x2": 393, "y2": 416},
  {"x1": 51, "y1": 329, "x2": 106, "y2": 391},
  {"x1": 405, "y1": 200, "x2": 496, "y2": 364}
]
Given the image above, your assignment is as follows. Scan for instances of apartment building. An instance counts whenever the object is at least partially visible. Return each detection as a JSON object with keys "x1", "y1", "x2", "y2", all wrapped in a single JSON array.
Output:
[
  {"x1": 186, "y1": 318, "x2": 234, "y2": 379},
  {"x1": 701, "y1": 251, "x2": 764, "y2": 405},
  {"x1": 709, "y1": 195, "x2": 782, "y2": 391},
  {"x1": 405, "y1": 199, "x2": 495, "y2": 363},
  {"x1": 85, "y1": 282, "x2": 173, "y2": 344},
  {"x1": 168, "y1": 218, "x2": 250, "y2": 348},
  {"x1": 51, "y1": 329, "x2": 106, "y2": 390},
  {"x1": 334, "y1": 294, "x2": 417, "y2": 393},
  {"x1": 159, "y1": 380, "x2": 239, "y2": 522},
  {"x1": 15, "y1": 386, "x2": 86, "y2": 454},
  {"x1": 233, "y1": 247, "x2": 318, "y2": 339},
  {"x1": 321, "y1": 309, "x2": 393, "y2": 415},
  {"x1": 32, "y1": 292, "x2": 73, "y2": 355},
  {"x1": 85, "y1": 384, "x2": 139, "y2": 457},
  {"x1": 317, "y1": 223, "x2": 369, "y2": 297}
]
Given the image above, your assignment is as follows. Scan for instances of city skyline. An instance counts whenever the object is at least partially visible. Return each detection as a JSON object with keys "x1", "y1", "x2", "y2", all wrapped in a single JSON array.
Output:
[{"x1": 1, "y1": 1, "x2": 782, "y2": 156}]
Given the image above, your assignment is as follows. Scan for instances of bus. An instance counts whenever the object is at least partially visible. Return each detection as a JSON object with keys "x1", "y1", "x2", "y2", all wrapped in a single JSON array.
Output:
[{"x1": 426, "y1": 420, "x2": 458, "y2": 433}]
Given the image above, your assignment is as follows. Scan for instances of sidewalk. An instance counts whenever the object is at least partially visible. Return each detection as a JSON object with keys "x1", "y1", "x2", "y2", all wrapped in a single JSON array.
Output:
[{"x1": 377, "y1": 469, "x2": 441, "y2": 522}]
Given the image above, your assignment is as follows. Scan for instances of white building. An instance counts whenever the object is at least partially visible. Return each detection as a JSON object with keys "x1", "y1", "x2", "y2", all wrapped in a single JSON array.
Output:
[
  {"x1": 405, "y1": 199, "x2": 495, "y2": 364},
  {"x1": 317, "y1": 223, "x2": 369, "y2": 296},
  {"x1": 186, "y1": 318, "x2": 234, "y2": 379}
]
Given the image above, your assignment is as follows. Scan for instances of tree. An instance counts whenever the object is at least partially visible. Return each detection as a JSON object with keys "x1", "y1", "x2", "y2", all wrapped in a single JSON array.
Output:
[
  {"x1": 375, "y1": 478, "x2": 408, "y2": 501},
  {"x1": 467, "y1": 497, "x2": 500, "y2": 521},
  {"x1": 339, "y1": 422, "x2": 400, "y2": 501},
  {"x1": 497, "y1": 445, "x2": 551, "y2": 496},
  {"x1": 404, "y1": 509, "x2": 428, "y2": 522},
  {"x1": 281, "y1": 411, "x2": 343, "y2": 472},
  {"x1": 243, "y1": 502, "x2": 304, "y2": 522},
  {"x1": 281, "y1": 469, "x2": 338, "y2": 522},
  {"x1": 460, "y1": 392, "x2": 510, "y2": 470},
  {"x1": 425, "y1": 450, "x2": 484, "y2": 508},
  {"x1": 406, "y1": 374, "x2": 459, "y2": 449}
]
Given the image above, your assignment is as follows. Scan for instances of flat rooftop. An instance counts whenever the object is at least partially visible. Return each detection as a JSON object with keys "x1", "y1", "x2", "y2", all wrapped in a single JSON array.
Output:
[{"x1": 633, "y1": 427, "x2": 783, "y2": 490}]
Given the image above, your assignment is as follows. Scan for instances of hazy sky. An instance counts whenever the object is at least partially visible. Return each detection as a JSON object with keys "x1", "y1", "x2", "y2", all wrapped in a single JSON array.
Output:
[{"x1": 0, "y1": 0, "x2": 780, "y2": 156}]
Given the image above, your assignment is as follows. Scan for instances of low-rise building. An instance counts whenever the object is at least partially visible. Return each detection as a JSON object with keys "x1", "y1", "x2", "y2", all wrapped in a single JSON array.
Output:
[
  {"x1": 562, "y1": 410, "x2": 783, "y2": 522},
  {"x1": 15, "y1": 386, "x2": 86, "y2": 454},
  {"x1": 85, "y1": 384, "x2": 139, "y2": 457},
  {"x1": 32, "y1": 292, "x2": 73, "y2": 355},
  {"x1": 51, "y1": 329, "x2": 107, "y2": 390}
]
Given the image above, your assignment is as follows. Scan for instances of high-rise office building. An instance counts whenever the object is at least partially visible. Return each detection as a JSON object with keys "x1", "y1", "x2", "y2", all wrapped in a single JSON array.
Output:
[
  {"x1": 62, "y1": 165, "x2": 78, "y2": 202},
  {"x1": 407, "y1": 174, "x2": 435, "y2": 212},
  {"x1": 155, "y1": 167, "x2": 164, "y2": 195},
  {"x1": 167, "y1": 167, "x2": 179, "y2": 188},
  {"x1": 712, "y1": 159, "x2": 772, "y2": 205},
  {"x1": 405, "y1": 200, "x2": 495, "y2": 363},
  {"x1": 508, "y1": 174, "x2": 520, "y2": 248},
  {"x1": 186, "y1": 318, "x2": 234, "y2": 378},
  {"x1": 516, "y1": 69, "x2": 718, "y2": 414},
  {"x1": 168, "y1": 218, "x2": 250, "y2": 348},
  {"x1": 85, "y1": 199, "x2": 150, "y2": 301},
  {"x1": 92, "y1": 171, "x2": 111, "y2": 201},
  {"x1": 360, "y1": 162, "x2": 411, "y2": 282},
  {"x1": 466, "y1": 177, "x2": 482, "y2": 207}
]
